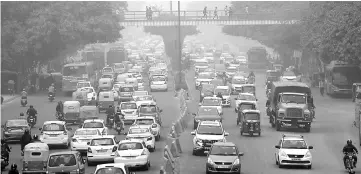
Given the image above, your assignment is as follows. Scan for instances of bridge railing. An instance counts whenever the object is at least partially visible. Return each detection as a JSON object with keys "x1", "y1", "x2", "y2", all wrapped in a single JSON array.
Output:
[{"x1": 124, "y1": 10, "x2": 303, "y2": 21}]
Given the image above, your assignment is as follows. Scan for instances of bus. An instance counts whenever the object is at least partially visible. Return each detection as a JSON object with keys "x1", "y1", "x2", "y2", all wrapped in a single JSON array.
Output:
[
  {"x1": 247, "y1": 47, "x2": 269, "y2": 69},
  {"x1": 62, "y1": 61, "x2": 96, "y2": 94},
  {"x1": 325, "y1": 61, "x2": 361, "y2": 96}
]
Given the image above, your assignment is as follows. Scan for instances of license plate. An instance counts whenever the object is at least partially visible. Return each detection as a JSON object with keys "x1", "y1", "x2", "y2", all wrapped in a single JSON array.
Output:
[
  {"x1": 97, "y1": 149, "x2": 107, "y2": 153},
  {"x1": 217, "y1": 165, "x2": 228, "y2": 168},
  {"x1": 291, "y1": 158, "x2": 301, "y2": 161}
]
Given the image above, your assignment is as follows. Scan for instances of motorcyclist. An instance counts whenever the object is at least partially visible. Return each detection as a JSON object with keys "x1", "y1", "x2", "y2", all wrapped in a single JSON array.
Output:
[
  {"x1": 115, "y1": 107, "x2": 125, "y2": 128},
  {"x1": 48, "y1": 83, "x2": 55, "y2": 97},
  {"x1": 20, "y1": 129, "x2": 32, "y2": 152},
  {"x1": 26, "y1": 105, "x2": 38, "y2": 123},
  {"x1": 216, "y1": 92, "x2": 223, "y2": 100},
  {"x1": 21, "y1": 89, "x2": 28, "y2": 99},
  {"x1": 1, "y1": 139, "x2": 11, "y2": 161},
  {"x1": 343, "y1": 139, "x2": 358, "y2": 168},
  {"x1": 106, "y1": 105, "x2": 115, "y2": 126},
  {"x1": 266, "y1": 81, "x2": 272, "y2": 90},
  {"x1": 88, "y1": 97, "x2": 97, "y2": 106},
  {"x1": 8, "y1": 164, "x2": 19, "y2": 174},
  {"x1": 56, "y1": 101, "x2": 63, "y2": 115}
]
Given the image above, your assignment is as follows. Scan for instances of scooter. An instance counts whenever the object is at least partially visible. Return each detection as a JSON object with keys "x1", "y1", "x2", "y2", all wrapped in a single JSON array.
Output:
[
  {"x1": 48, "y1": 93, "x2": 55, "y2": 102},
  {"x1": 345, "y1": 152, "x2": 356, "y2": 174},
  {"x1": 21, "y1": 97, "x2": 27, "y2": 107},
  {"x1": 27, "y1": 115, "x2": 37, "y2": 128}
]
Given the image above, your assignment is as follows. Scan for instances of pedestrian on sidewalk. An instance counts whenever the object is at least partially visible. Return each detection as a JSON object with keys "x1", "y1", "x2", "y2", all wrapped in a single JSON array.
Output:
[
  {"x1": 319, "y1": 80, "x2": 325, "y2": 96},
  {"x1": 213, "y1": 7, "x2": 219, "y2": 19},
  {"x1": 8, "y1": 79, "x2": 15, "y2": 96},
  {"x1": 202, "y1": 6, "x2": 207, "y2": 19},
  {"x1": 148, "y1": 7, "x2": 153, "y2": 20},
  {"x1": 228, "y1": 7, "x2": 232, "y2": 20},
  {"x1": 224, "y1": 5, "x2": 228, "y2": 16},
  {"x1": 146, "y1": 6, "x2": 149, "y2": 20}
]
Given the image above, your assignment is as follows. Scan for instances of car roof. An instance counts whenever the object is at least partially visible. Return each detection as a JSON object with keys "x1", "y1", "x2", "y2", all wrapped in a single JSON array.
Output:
[
  {"x1": 239, "y1": 93, "x2": 254, "y2": 96},
  {"x1": 50, "y1": 151, "x2": 78, "y2": 156},
  {"x1": 136, "y1": 116, "x2": 155, "y2": 120},
  {"x1": 281, "y1": 134, "x2": 304, "y2": 141},
  {"x1": 242, "y1": 109, "x2": 261, "y2": 114},
  {"x1": 199, "y1": 120, "x2": 221, "y2": 126},
  {"x1": 129, "y1": 125, "x2": 150, "y2": 129},
  {"x1": 96, "y1": 163, "x2": 125, "y2": 169},
  {"x1": 43, "y1": 121, "x2": 66, "y2": 125},
  {"x1": 84, "y1": 119, "x2": 104, "y2": 123},
  {"x1": 91, "y1": 135, "x2": 116, "y2": 139},
  {"x1": 273, "y1": 81, "x2": 309, "y2": 88},
  {"x1": 119, "y1": 139, "x2": 144, "y2": 144},
  {"x1": 120, "y1": 101, "x2": 137, "y2": 104},
  {"x1": 213, "y1": 142, "x2": 236, "y2": 146}
]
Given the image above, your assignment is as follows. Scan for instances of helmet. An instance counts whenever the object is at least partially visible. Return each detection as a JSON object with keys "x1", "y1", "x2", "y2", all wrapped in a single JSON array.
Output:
[
  {"x1": 10, "y1": 163, "x2": 17, "y2": 170},
  {"x1": 20, "y1": 112, "x2": 24, "y2": 116},
  {"x1": 30, "y1": 105, "x2": 33, "y2": 108},
  {"x1": 347, "y1": 139, "x2": 353, "y2": 145},
  {"x1": 91, "y1": 97, "x2": 95, "y2": 100},
  {"x1": 33, "y1": 134, "x2": 39, "y2": 140}
]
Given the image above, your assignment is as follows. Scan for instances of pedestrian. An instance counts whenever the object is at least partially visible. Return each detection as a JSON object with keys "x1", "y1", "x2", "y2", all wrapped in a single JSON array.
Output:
[
  {"x1": 7, "y1": 79, "x2": 15, "y2": 95},
  {"x1": 146, "y1": 6, "x2": 149, "y2": 20},
  {"x1": 245, "y1": 6, "x2": 249, "y2": 14},
  {"x1": 228, "y1": 7, "x2": 232, "y2": 20},
  {"x1": 148, "y1": 7, "x2": 153, "y2": 20},
  {"x1": 202, "y1": 6, "x2": 207, "y2": 19},
  {"x1": 213, "y1": 7, "x2": 219, "y2": 19},
  {"x1": 319, "y1": 80, "x2": 325, "y2": 96},
  {"x1": 224, "y1": 5, "x2": 228, "y2": 16}
]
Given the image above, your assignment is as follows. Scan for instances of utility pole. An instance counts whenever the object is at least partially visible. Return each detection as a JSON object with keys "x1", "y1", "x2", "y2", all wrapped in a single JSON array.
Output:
[{"x1": 177, "y1": 1, "x2": 182, "y2": 83}]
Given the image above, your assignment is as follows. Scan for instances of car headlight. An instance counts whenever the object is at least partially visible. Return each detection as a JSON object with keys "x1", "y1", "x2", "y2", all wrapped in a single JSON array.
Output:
[
  {"x1": 207, "y1": 158, "x2": 214, "y2": 164},
  {"x1": 233, "y1": 158, "x2": 240, "y2": 165},
  {"x1": 304, "y1": 151, "x2": 312, "y2": 158},
  {"x1": 280, "y1": 151, "x2": 287, "y2": 157}
]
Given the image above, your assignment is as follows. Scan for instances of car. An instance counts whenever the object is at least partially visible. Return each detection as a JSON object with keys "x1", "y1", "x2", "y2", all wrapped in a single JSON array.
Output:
[
  {"x1": 133, "y1": 91, "x2": 149, "y2": 98},
  {"x1": 2, "y1": 119, "x2": 31, "y2": 142},
  {"x1": 77, "y1": 81, "x2": 92, "y2": 89},
  {"x1": 205, "y1": 142, "x2": 244, "y2": 174},
  {"x1": 94, "y1": 163, "x2": 136, "y2": 174},
  {"x1": 193, "y1": 107, "x2": 222, "y2": 130},
  {"x1": 102, "y1": 66, "x2": 114, "y2": 74},
  {"x1": 119, "y1": 85, "x2": 135, "y2": 102},
  {"x1": 114, "y1": 139, "x2": 151, "y2": 170},
  {"x1": 134, "y1": 95, "x2": 156, "y2": 107},
  {"x1": 113, "y1": 83, "x2": 122, "y2": 92},
  {"x1": 195, "y1": 72, "x2": 213, "y2": 90},
  {"x1": 191, "y1": 121, "x2": 229, "y2": 156},
  {"x1": 125, "y1": 126, "x2": 155, "y2": 152},
  {"x1": 275, "y1": 134, "x2": 313, "y2": 169},
  {"x1": 70, "y1": 128, "x2": 102, "y2": 153},
  {"x1": 86, "y1": 135, "x2": 119, "y2": 165},
  {"x1": 120, "y1": 102, "x2": 138, "y2": 124},
  {"x1": 77, "y1": 87, "x2": 97, "y2": 101},
  {"x1": 234, "y1": 93, "x2": 258, "y2": 112},
  {"x1": 231, "y1": 76, "x2": 247, "y2": 94},
  {"x1": 214, "y1": 86, "x2": 231, "y2": 107},
  {"x1": 280, "y1": 71, "x2": 300, "y2": 82},
  {"x1": 47, "y1": 151, "x2": 86, "y2": 174},
  {"x1": 79, "y1": 119, "x2": 108, "y2": 135},
  {"x1": 39, "y1": 121, "x2": 72, "y2": 148},
  {"x1": 200, "y1": 97, "x2": 223, "y2": 115},
  {"x1": 137, "y1": 79, "x2": 145, "y2": 91},
  {"x1": 225, "y1": 66, "x2": 237, "y2": 78},
  {"x1": 150, "y1": 77, "x2": 168, "y2": 92},
  {"x1": 133, "y1": 116, "x2": 161, "y2": 141}
]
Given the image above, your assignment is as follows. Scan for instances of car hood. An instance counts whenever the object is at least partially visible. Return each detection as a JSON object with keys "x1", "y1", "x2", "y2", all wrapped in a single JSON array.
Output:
[
  {"x1": 209, "y1": 155, "x2": 238, "y2": 162},
  {"x1": 281, "y1": 149, "x2": 309, "y2": 155},
  {"x1": 196, "y1": 79, "x2": 213, "y2": 82},
  {"x1": 117, "y1": 149, "x2": 143, "y2": 156},
  {"x1": 196, "y1": 134, "x2": 224, "y2": 140},
  {"x1": 195, "y1": 115, "x2": 221, "y2": 120}
]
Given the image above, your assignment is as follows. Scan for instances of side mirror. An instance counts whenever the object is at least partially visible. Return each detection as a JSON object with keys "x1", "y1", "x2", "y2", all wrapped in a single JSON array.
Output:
[
  {"x1": 275, "y1": 145, "x2": 280, "y2": 149},
  {"x1": 87, "y1": 142, "x2": 90, "y2": 145},
  {"x1": 204, "y1": 151, "x2": 209, "y2": 154},
  {"x1": 39, "y1": 128, "x2": 42, "y2": 131},
  {"x1": 192, "y1": 113, "x2": 196, "y2": 116},
  {"x1": 308, "y1": 146, "x2": 313, "y2": 149},
  {"x1": 224, "y1": 132, "x2": 229, "y2": 136},
  {"x1": 191, "y1": 131, "x2": 196, "y2": 135},
  {"x1": 238, "y1": 152, "x2": 244, "y2": 156}
]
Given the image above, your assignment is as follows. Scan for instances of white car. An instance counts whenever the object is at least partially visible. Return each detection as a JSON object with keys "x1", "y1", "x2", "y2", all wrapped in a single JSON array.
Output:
[
  {"x1": 87, "y1": 135, "x2": 119, "y2": 165},
  {"x1": 275, "y1": 134, "x2": 313, "y2": 169},
  {"x1": 133, "y1": 116, "x2": 161, "y2": 141},
  {"x1": 39, "y1": 121, "x2": 72, "y2": 148},
  {"x1": 137, "y1": 79, "x2": 145, "y2": 91},
  {"x1": 125, "y1": 126, "x2": 155, "y2": 152},
  {"x1": 133, "y1": 91, "x2": 149, "y2": 98},
  {"x1": 94, "y1": 163, "x2": 136, "y2": 174},
  {"x1": 77, "y1": 81, "x2": 92, "y2": 89},
  {"x1": 114, "y1": 139, "x2": 151, "y2": 170},
  {"x1": 70, "y1": 128, "x2": 102, "y2": 152},
  {"x1": 234, "y1": 93, "x2": 258, "y2": 112},
  {"x1": 280, "y1": 71, "x2": 300, "y2": 82},
  {"x1": 120, "y1": 102, "x2": 138, "y2": 124},
  {"x1": 134, "y1": 95, "x2": 156, "y2": 107},
  {"x1": 150, "y1": 79, "x2": 168, "y2": 92},
  {"x1": 214, "y1": 86, "x2": 231, "y2": 107},
  {"x1": 80, "y1": 119, "x2": 108, "y2": 135},
  {"x1": 200, "y1": 97, "x2": 223, "y2": 115},
  {"x1": 113, "y1": 83, "x2": 121, "y2": 92},
  {"x1": 195, "y1": 72, "x2": 213, "y2": 89},
  {"x1": 77, "y1": 87, "x2": 97, "y2": 101},
  {"x1": 225, "y1": 67, "x2": 237, "y2": 78},
  {"x1": 101, "y1": 74, "x2": 114, "y2": 83},
  {"x1": 231, "y1": 76, "x2": 247, "y2": 94}
]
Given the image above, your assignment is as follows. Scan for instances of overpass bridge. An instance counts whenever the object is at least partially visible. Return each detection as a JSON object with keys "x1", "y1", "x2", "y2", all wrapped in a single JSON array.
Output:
[{"x1": 120, "y1": 10, "x2": 301, "y2": 26}]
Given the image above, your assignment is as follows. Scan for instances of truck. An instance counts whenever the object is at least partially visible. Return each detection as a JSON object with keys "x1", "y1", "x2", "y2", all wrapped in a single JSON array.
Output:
[
  {"x1": 107, "y1": 43, "x2": 127, "y2": 66},
  {"x1": 267, "y1": 81, "x2": 313, "y2": 132},
  {"x1": 247, "y1": 47, "x2": 269, "y2": 69}
]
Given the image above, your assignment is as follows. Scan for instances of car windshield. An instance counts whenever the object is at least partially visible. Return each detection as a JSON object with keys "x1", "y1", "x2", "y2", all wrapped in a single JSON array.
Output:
[
  {"x1": 245, "y1": 113, "x2": 260, "y2": 120},
  {"x1": 102, "y1": 74, "x2": 112, "y2": 79},
  {"x1": 139, "y1": 106, "x2": 157, "y2": 113},
  {"x1": 198, "y1": 108, "x2": 218, "y2": 115},
  {"x1": 6, "y1": 120, "x2": 28, "y2": 127},
  {"x1": 129, "y1": 128, "x2": 149, "y2": 134},
  {"x1": 212, "y1": 80, "x2": 224, "y2": 86},
  {"x1": 90, "y1": 138, "x2": 114, "y2": 146},
  {"x1": 43, "y1": 124, "x2": 65, "y2": 131},
  {"x1": 237, "y1": 94, "x2": 256, "y2": 101},
  {"x1": 121, "y1": 103, "x2": 137, "y2": 109},
  {"x1": 75, "y1": 129, "x2": 98, "y2": 136},
  {"x1": 120, "y1": 87, "x2": 134, "y2": 92},
  {"x1": 210, "y1": 145, "x2": 238, "y2": 156},
  {"x1": 282, "y1": 140, "x2": 307, "y2": 149},
  {"x1": 232, "y1": 78, "x2": 246, "y2": 84},
  {"x1": 134, "y1": 92, "x2": 148, "y2": 96},
  {"x1": 118, "y1": 142, "x2": 143, "y2": 150},
  {"x1": 114, "y1": 64, "x2": 125, "y2": 69},
  {"x1": 83, "y1": 122, "x2": 103, "y2": 128},
  {"x1": 239, "y1": 104, "x2": 256, "y2": 110},
  {"x1": 201, "y1": 85, "x2": 214, "y2": 93},
  {"x1": 95, "y1": 168, "x2": 125, "y2": 174},
  {"x1": 281, "y1": 94, "x2": 306, "y2": 104},
  {"x1": 202, "y1": 99, "x2": 221, "y2": 106},
  {"x1": 135, "y1": 119, "x2": 154, "y2": 125},
  {"x1": 152, "y1": 76, "x2": 166, "y2": 81},
  {"x1": 48, "y1": 154, "x2": 76, "y2": 167},
  {"x1": 242, "y1": 86, "x2": 255, "y2": 93},
  {"x1": 214, "y1": 88, "x2": 229, "y2": 95},
  {"x1": 77, "y1": 83, "x2": 90, "y2": 88},
  {"x1": 198, "y1": 74, "x2": 212, "y2": 79},
  {"x1": 103, "y1": 68, "x2": 113, "y2": 73},
  {"x1": 136, "y1": 96, "x2": 153, "y2": 101},
  {"x1": 197, "y1": 125, "x2": 223, "y2": 135}
]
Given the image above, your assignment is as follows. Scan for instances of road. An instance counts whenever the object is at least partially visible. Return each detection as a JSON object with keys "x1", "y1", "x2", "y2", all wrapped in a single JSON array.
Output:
[
  {"x1": 1, "y1": 75, "x2": 180, "y2": 174},
  {"x1": 179, "y1": 70, "x2": 359, "y2": 174}
]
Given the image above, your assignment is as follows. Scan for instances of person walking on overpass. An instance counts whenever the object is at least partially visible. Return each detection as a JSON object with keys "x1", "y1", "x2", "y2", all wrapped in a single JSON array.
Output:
[
  {"x1": 148, "y1": 7, "x2": 153, "y2": 20},
  {"x1": 245, "y1": 6, "x2": 249, "y2": 14},
  {"x1": 202, "y1": 6, "x2": 207, "y2": 19},
  {"x1": 224, "y1": 5, "x2": 228, "y2": 16},
  {"x1": 146, "y1": 6, "x2": 149, "y2": 20},
  {"x1": 228, "y1": 7, "x2": 232, "y2": 20},
  {"x1": 213, "y1": 7, "x2": 219, "y2": 19}
]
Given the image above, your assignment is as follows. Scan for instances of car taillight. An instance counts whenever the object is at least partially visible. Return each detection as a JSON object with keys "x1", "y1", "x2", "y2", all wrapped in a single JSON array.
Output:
[
  {"x1": 112, "y1": 146, "x2": 117, "y2": 152},
  {"x1": 87, "y1": 147, "x2": 92, "y2": 153},
  {"x1": 72, "y1": 139, "x2": 77, "y2": 142}
]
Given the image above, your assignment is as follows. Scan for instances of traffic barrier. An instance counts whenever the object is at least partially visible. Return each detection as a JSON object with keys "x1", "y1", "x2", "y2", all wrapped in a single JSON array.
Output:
[
  {"x1": 170, "y1": 140, "x2": 181, "y2": 157},
  {"x1": 160, "y1": 166, "x2": 166, "y2": 174},
  {"x1": 165, "y1": 159, "x2": 174, "y2": 174},
  {"x1": 174, "y1": 120, "x2": 183, "y2": 135},
  {"x1": 173, "y1": 157, "x2": 181, "y2": 174}
]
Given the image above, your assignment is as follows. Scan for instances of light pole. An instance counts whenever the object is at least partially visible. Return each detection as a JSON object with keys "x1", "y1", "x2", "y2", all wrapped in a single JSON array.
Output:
[{"x1": 177, "y1": 1, "x2": 182, "y2": 83}]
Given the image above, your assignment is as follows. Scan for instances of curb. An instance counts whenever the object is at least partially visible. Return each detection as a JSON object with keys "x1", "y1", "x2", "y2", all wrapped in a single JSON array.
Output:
[{"x1": 2, "y1": 95, "x2": 20, "y2": 104}]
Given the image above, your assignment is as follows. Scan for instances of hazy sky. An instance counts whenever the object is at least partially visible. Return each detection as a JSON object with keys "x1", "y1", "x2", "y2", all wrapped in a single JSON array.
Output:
[{"x1": 127, "y1": 1, "x2": 231, "y2": 11}]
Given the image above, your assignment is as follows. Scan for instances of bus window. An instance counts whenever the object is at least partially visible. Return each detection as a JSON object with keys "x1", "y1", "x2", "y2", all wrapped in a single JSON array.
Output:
[{"x1": 63, "y1": 66, "x2": 86, "y2": 77}]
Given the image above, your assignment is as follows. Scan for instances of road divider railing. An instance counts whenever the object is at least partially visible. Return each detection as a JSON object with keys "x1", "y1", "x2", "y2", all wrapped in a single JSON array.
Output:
[{"x1": 160, "y1": 88, "x2": 191, "y2": 174}]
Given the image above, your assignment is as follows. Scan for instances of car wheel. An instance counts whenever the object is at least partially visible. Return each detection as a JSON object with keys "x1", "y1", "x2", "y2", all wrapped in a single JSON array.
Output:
[
  {"x1": 156, "y1": 134, "x2": 160, "y2": 141},
  {"x1": 143, "y1": 161, "x2": 149, "y2": 170},
  {"x1": 275, "y1": 155, "x2": 279, "y2": 165},
  {"x1": 87, "y1": 160, "x2": 93, "y2": 166},
  {"x1": 307, "y1": 164, "x2": 312, "y2": 169}
]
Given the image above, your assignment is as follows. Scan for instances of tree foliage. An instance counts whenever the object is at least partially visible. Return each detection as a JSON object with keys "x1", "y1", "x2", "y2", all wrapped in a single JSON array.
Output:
[{"x1": 1, "y1": 1, "x2": 127, "y2": 71}]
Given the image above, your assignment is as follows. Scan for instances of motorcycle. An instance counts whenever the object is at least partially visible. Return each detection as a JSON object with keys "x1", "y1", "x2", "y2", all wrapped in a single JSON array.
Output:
[
  {"x1": 1, "y1": 148, "x2": 11, "y2": 170},
  {"x1": 115, "y1": 122, "x2": 124, "y2": 135},
  {"x1": 48, "y1": 93, "x2": 55, "y2": 102},
  {"x1": 21, "y1": 97, "x2": 27, "y2": 107},
  {"x1": 345, "y1": 152, "x2": 356, "y2": 174},
  {"x1": 107, "y1": 116, "x2": 114, "y2": 128},
  {"x1": 27, "y1": 115, "x2": 36, "y2": 128}
]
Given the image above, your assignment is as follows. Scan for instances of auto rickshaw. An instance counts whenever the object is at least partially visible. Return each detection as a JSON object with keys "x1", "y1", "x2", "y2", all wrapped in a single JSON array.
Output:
[
  {"x1": 63, "y1": 101, "x2": 81, "y2": 124},
  {"x1": 98, "y1": 91, "x2": 115, "y2": 112},
  {"x1": 79, "y1": 105, "x2": 99, "y2": 123},
  {"x1": 22, "y1": 143, "x2": 49, "y2": 174},
  {"x1": 239, "y1": 109, "x2": 261, "y2": 136},
  {"x1": 98, "y1": 78, "x2": 112, "y2": 91},
  {"x1": 125, "y1": 78, "x2": 138, "y2": 91},
  {"x1": 352, "y1": 83, "x2": 361, "y2": 102},
  {"x1": 236, "y1": 102, "x2": 257, "y2": 125},
  {"x1": 72, "y1": 90, "x2": 87, "y2": 106},
  {"x1": 240, "y1": 84, "x2": 256, "y2": 97}
]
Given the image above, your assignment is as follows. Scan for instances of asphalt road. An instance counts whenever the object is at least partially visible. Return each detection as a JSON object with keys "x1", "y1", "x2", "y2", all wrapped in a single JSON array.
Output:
[
  {"x1": 1, "y1": 75, "x2": 180, "y2": 174},
  {"x1": 179, "y1": 70, "x2": 359, "y2": 174}
]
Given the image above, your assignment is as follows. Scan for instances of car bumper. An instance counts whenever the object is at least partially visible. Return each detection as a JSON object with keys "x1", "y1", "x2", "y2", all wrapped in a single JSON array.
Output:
[
  {"x1": 278, "y1": 119, "x2": 311, "y2": 128},
  {"x1": 119, "y1": 97, "x2": 133, "y2": 102},
  {"x1": 87, "y1": 153, "x2": 116, "y2": 162},
  {"x1": 41, "y1": 138, "x2": 69, "y2": 146},
  {"x1": 70, "y1": 143, "x2": 88, "y2": 152},
  {"x1": 193, "y1": 144, "x2": 211, "y2": 152},
  {"x1": 279, "y1": 156, "x2": 312, "y2": 166},
  {"x1": 150, "y1": 85, "x2": 168, "y2": 90},
  {"x1": 206, "y1": 163, "x2": 241, "y2": 173},
  {"x1": 114, "y1": 156, "x2": 148, "y2": 167}
]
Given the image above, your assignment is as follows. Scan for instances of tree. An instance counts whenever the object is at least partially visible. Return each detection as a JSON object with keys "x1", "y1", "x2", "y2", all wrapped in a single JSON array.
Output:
[{"x1": 1, "y1": 2, "x2": 127, "y2": 72}]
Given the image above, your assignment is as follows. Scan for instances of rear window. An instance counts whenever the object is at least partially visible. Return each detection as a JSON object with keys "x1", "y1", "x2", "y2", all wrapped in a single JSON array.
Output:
[
  {"x1": 75, "y1": 129, "x2": 98, "y2": 136},
  {"x1": 91, "y1": 138, "x2": 114, "y2": 146},
  {"x1": 83, "y1": 122, "x2": 103, "y2": 128},
  {"x1": 120, "y1": 87, "x2": 134, "y2": 92},
  {"x1": 48, "y1": 154, "x2": 76, "y2": 167}
]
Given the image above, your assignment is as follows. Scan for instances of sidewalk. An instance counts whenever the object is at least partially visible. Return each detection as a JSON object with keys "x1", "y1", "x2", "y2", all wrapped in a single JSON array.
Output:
[{"x1": 1, "y1": 94, "x2": 20, "y2": 104}]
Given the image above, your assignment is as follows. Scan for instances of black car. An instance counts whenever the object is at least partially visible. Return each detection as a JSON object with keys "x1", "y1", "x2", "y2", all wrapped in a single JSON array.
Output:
[{"x1": 193, "y1": 107, "x2": 222, "y2": 129}]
